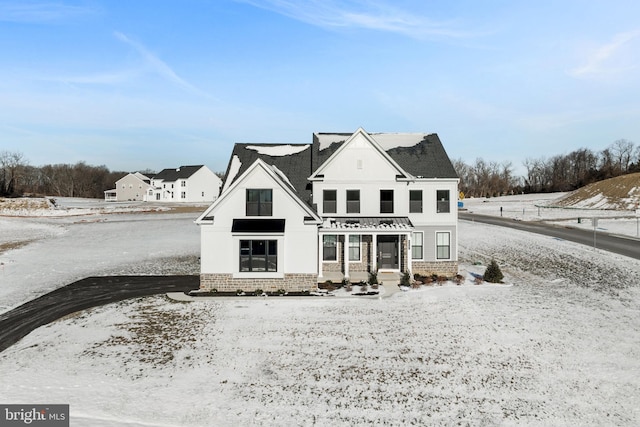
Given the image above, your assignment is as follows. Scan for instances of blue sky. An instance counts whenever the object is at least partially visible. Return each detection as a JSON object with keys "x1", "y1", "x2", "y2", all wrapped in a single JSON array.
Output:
[{"x1": 1, "y1": 1, "x2": 639, "y2": 176}]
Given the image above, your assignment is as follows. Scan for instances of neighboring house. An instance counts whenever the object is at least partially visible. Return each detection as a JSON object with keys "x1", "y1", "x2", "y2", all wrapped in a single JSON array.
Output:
[
  {"x1": 104, "y1": 172, "x2": 152, "y2": 202},
  {"x1": 145, "y1": 165, "x2": 222, "y2": 203},
  {"x1": 196, "y1": 128, "x2": 459, "y2": 292}
]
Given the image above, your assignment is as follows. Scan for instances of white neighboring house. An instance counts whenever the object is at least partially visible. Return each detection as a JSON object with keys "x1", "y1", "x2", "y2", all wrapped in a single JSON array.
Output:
[
  {"x1": 196, "y1": 128, "x2": 459, "y2": 293},
  {"x1": 145, "y1": 165, "x2": 222, "y2": 203},
  {"x1": 104, "y1": 172, "x2": 152, "y2": 202}
]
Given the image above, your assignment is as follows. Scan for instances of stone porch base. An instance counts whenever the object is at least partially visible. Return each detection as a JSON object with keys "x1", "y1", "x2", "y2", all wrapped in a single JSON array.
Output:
[{"x1": 411, "y1": 261, "x2": 459, "y2": 278}]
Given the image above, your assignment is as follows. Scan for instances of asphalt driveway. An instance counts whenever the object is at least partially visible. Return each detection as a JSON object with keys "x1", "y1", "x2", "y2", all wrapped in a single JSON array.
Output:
[{"x1": 0, "y1": 275, "x2": 199, "y2": 353}]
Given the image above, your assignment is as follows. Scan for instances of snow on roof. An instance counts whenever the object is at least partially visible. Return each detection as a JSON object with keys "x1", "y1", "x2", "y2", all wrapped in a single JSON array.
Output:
[
  {"x1": 222, "y1": 155, "x2": 242, "y2": 193},
  {"x1": 316, "y1": 134, "x2": 349, "y2": 151},
  {"x1": 316, "y1": 132, "x2": 427, "y2": 151},
  {"x1": 133, "y1": 172, "x2": 150, "y2": 180},
  {"x1": 245, "y1": 144, "x2": 309, "y2": 157},
  {"x1": 270, "y1": 164, "x2": 295, "y2": 191},
  {"x1": 370, "y1": 133, "x2": 428, "y2": 150}
]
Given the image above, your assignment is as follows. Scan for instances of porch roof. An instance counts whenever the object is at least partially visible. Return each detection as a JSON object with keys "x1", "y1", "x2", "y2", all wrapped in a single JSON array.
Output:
[{"x1": 321, "y1": 217, "x2": 413, "y2": 232}]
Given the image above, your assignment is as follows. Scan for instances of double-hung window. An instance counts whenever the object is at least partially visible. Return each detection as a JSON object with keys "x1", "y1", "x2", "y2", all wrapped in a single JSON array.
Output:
[
  {"x1": 346, "y1": 190, "x2": 360, "y2": 214},
  {"x1": 436, "y1": 232, "x2": 450, "y2": 259},
  {"x1": 323, "y1": 190, "x2": 337, "y2": 214},
  {"x1": 409, "y1": 190, "x2": 422, "y2": 213},
  {"x1": 246, "y1": 189, "x2": 272, "y2": 216},
  {"x1": 437, "y1": 190, "x2": 450, "y2": 213},
  {"x1": 323, "y1": 235, "x2": 337, "y2": 261},
  {"x1": 380, "y1": 190, "x2": 394, "y2": 214},
  {"x1": 348, "y1": 235, "x2": 361, "y2": 261},
  {"x1": 411, "y1": 231, "x2": 423, "y2": 259},
  {"x1": 240, "y1": 240, "x2": 277, "y2": 272}
]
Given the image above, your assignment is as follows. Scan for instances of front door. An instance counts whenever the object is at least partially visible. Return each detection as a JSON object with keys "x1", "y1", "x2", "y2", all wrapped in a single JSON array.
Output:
[{"x1": 377, "y1": 235, "x2": 399, "y2": 269}]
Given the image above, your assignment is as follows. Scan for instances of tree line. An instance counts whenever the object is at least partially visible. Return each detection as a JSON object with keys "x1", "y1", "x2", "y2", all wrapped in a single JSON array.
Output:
[
  {"x1": 2, "y1": 138, "x2": 639, "y2": 199},
  {"x1": 1, "y1": 151, "x2": 128, "y2": 198},
  {"x1": 453, "y1": 139, "x2": 639, "y2": 198}
]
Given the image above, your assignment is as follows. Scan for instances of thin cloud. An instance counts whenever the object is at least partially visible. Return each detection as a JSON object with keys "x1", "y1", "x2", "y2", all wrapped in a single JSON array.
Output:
[
  {"x1": 569, "y1": 29, "x2": 640, "y2": 78},
  {"x1": 114, "y1": 31, "x2": 206, "y2": 96},
  {"x1": 0, "y1": 1, "x2": 96, "y2": 22},
  {"x1": 238, "y1": 0, "x2": 474, "y2": 39}
]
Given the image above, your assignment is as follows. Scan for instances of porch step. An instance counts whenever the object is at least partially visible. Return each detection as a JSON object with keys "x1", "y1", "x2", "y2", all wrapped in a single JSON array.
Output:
[{"x1": 377, "y1": 272, "x2": 401, "y2": 285}]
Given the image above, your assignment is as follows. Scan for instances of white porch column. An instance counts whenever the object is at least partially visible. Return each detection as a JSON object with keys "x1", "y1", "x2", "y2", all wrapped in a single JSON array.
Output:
[
  {"x1": 343, "y1": 233, "x2": 350, "y2": 279},
  {"x1": 318, "y1": 234, "x2": 324, "y2": 279},
  {"x1": 371, "y1": 233, "x2": 377, "y2": 272},
  {"x1": 406, "y1": 231, "x2": 413, "y2": 276}
]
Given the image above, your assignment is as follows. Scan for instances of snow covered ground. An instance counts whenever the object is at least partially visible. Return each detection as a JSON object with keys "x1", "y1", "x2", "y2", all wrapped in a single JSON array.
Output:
[{"x1": 1, "y1": 195, "x2": 640, "y2": 426}]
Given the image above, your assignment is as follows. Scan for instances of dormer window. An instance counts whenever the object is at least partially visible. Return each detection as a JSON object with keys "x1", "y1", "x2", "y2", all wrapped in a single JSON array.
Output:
[
  {"x1": 409, "y1": 190, "x2": 422, "y2": 213},
  {"x1": 323, "y1": 190, "x2": 337, "y2": 214},
  {"x1": 246, "y1": 189, "x2": 272, "y2": 216},
  {"x1": 346, "y1": 190, "x2": 360, "y2": 214},
  {"x1": 437, "y1": 190, "x2": 450, "y2": 213},
  {"x1": 380, "y1": 190, "x2": 394, "y2": 214}
]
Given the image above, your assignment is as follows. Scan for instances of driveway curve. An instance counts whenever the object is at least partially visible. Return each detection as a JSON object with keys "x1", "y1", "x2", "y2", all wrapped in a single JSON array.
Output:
[{"x1": 0, "y1": 275, "x2": 198, "y2": 353}]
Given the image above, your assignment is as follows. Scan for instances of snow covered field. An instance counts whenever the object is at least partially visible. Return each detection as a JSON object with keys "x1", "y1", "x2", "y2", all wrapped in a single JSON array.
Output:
[{"x1": 1, "y1": 195, "x2": 640, "y2": 426}]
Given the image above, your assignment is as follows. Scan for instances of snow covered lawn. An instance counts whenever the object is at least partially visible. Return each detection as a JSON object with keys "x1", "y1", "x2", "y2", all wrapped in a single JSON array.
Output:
[{"x1": 1, "y1": 200, "x2": 640, "y2": 425}]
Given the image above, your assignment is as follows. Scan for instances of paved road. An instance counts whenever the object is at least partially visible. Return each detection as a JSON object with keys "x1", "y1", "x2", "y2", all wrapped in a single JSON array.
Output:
[
  {"x1": 460, "y1": 212, "x2": 640, "y2": 260},
  {"x1": 0, "y1": 275, "x2": 198, "y2": 353}
]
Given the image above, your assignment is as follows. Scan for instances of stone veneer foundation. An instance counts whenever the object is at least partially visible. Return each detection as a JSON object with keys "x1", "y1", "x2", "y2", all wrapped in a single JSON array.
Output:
[
  {"x1": 411, "y1": 261, "x2": 459, "y2": 278},
  {"x1": 200, "y1": 273, "x2": 317, "y2": 292}
]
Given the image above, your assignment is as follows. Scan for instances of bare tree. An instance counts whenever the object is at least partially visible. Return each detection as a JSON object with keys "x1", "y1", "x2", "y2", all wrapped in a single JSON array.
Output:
[
  {"x1": 0, "y1": 151, "x2": 27, "y2": 196},
  {"x1": 608, "y1": 139, "x2": 635, "y2": 174}
]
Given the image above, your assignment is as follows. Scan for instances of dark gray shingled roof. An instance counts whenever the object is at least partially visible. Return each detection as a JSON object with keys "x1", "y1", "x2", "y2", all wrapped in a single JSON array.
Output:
[
  {"x1": 313, "y1": 132, "x2": 458, "y2": 179},
  {"x1": 222, "y1": 131, "x2": 457, "y2": 210},
  {"x1": 384, "y1": 134, "x2": 458, "y2": 179},
  {"x1": 153, "y1": 165, "x2": 204, "y2": 181},
  {"x1": 223, "y1": 144, "x2": 313, "y2": 205}
]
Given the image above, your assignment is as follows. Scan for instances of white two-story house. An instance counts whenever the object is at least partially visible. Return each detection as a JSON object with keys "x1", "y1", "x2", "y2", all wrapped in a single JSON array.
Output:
[
  {"x1": 196, "y1": 128, "x2": 459, "y2": 292},
  {"x1": 145, "y1": 165, "x2": 222, "y2": 203}
]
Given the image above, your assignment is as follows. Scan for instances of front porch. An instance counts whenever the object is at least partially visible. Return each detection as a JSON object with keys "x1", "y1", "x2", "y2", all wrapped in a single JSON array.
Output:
[{"x1": 319, "y1": 217, "x2": 413, "y2": 283}]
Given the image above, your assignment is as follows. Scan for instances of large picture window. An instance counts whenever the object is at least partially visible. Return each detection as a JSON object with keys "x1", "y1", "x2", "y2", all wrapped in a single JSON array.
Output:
[
  {"x1": 437, "y1": 190, "x2": 450, "y2": 213},
  {"x1": 323, "y1": 190, "x2": 337, "y2": 214},
  {"x1": 346, "y1": 190, "x2": 360, "y2": 214},
  {"x1": 411, "y1": 231, "x2": 423, "y2": 259},
  {"x1": 240, "y1": 240, "x2": 277, "y2": 272},
  {"x1": 409, "y1": 190, "x2": 422, "y2": 213},
  {"x1": 436, "y1": 232, "x2": 450, "y2": 259},
  {"x1": 246, "y1": 189, "x2": 272, "y2": 216},
  {"x1": 348, "y1": 235, "x2": 361, "y2": 261},
  {"x1": 380, "y1": 189, "x2": 394, "y2": 213},
  {"x1": 323, "y1": 235, "x2": 337, "y2": 261}
]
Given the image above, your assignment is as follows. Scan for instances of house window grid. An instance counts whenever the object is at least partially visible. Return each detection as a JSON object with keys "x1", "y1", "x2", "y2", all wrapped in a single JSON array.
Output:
[
  {"x1": 411, "y1": 231, "x2": 424, "y2": 260},
  {"x1": 323, "y1": 190, "x2": 337, "y2": 214},
  {"x1": 346, "y1": 190, "x2": 360, "y2": 214},
  {"x1": 323, "y1": 235, "x2": 338, "y2": 261},
  {"x1": 436, "y1": 232, "x2": 451, "y2": 260},
  {"x1": 239, "y1": 239, "x2": 277, "y2": 272},
  {"x1": 246, "y1": 189, "x2": 273, "y2": 216},
  {"x1": 181, "y1": 181, "x2": 186, "y2": 187},
  {"x1": 409, "y1": 190, "x2": 423, "y2": 213},
  {"x1": 437, "y1": 190, "x2": 450, "y2": 213},
  {"x1": 348, "y1": 234, "x2": 361, "y2": 262},
  {"x1": 181, "y1": 192, "x2": 186, "y2": 199},
  {"x1": 380, "y1": 189, "x2": 394, "y2": 214}
]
